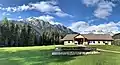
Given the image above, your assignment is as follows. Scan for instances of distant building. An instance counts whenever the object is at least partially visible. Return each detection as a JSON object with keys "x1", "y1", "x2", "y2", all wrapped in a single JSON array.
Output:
[{"x1": 61, "y1": 34, "x2": 113, "y2": 45}]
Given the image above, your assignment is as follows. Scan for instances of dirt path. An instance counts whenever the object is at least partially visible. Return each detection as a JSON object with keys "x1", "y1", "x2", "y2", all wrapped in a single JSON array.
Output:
[{"x1": 97, "y1": 49, "x2": 120, "y2": 54}]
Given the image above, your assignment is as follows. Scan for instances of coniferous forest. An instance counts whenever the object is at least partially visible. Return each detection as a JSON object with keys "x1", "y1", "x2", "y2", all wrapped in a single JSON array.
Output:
[{"x1": 0, "y1": 17, "x2": 76, "y2": 47}]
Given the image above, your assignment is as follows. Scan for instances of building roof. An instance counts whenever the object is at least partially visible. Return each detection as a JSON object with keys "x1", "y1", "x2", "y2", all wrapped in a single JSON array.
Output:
[
  {"x1": 61, "y1": 34, "x2": 78, "y2": 40},
  {"x1": 82, "y1": 34, "x2": 113, "y2": 40},
  {"x1": 62, "y1": 34, "x2": 113, "y2": 41}
]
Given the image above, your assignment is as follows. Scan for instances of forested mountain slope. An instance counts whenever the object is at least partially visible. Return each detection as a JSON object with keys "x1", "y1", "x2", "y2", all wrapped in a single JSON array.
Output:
[{"x1": 0, "y1": 18, "x2": 76, "y2": 47}]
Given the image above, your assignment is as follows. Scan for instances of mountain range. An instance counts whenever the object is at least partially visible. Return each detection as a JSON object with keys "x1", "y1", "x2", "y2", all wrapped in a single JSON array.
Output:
[{"x1": 13, "y1": 18, "x2": 77, "y2": 36}]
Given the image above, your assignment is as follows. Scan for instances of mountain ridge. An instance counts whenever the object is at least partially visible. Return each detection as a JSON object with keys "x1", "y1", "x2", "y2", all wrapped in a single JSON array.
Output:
[{"x1": 11, "y1": 18, "x2": 77, "y2": 36}]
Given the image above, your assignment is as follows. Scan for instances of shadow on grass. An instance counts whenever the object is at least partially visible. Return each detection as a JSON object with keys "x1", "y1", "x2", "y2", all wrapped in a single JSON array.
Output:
[{"x1": 0, "y1": 49, "x2": 77, "y2": 65}]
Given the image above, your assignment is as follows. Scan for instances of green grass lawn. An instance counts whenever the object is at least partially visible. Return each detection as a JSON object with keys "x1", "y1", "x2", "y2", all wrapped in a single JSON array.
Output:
[
  {"x1": 0, "y1": 45, "x2": 120, "y2": 65},
  {"x1": 89, "y1": 45, "x2": 120, "y2": 51}
]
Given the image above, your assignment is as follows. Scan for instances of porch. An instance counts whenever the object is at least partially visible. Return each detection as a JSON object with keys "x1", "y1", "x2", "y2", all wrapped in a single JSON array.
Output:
[{"x1": 74, "y1": 37, "x2": 87, "y2": 45}]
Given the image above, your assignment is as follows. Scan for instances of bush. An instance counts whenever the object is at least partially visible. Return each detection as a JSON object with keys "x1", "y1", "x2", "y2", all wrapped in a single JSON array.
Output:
[{"x1": 112, "y1": 39, "x2": 120, "y2": 46}]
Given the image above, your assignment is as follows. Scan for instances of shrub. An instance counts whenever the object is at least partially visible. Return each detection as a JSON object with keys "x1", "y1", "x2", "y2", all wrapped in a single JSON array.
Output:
[{"x1": 112, "y1": 39, "x2": 120, "y2": 46}]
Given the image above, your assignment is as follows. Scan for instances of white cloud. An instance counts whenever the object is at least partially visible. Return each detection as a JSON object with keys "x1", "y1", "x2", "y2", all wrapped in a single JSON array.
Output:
[
  {"x1": 0, "y1": 4, "x2": 32, "y2": 12},
  {"x1": 7, "y1": 18, "x2": 14, "y2": 20},
  {"x1": 82, "y1": 0, "x2": 116, "y2": 19},
  {"x1": 83, "y1": 0, "x2": 100, "y2": 6},
  {"x1": 88, "y1": 18, "x2": 98, "y2": 23},
  {"x1": 0, "y1": 4, "x2": 3, "y2": 6},
  {"x1": 2, "y1": 12, "x2": 10, "y2": 16},
  {"x1": 29, "y1": 1, "x2": 73, "y2": 17},
  {"x1": 69, "y1": 21, "x2": 120, "y2": 35},
  {"x1": 94, "y1": 1, "x2": 115, "y2": 19},
  {"x1": 69, "y1": 21, "x2": 89, "y2": 33},
  {"x1": 2, "y1": 12, "x2": 6, "y2": 15},
  {"x1": 0, "y1": 1, "x2": 72, "y2": 17},
  {"x1": 18, "y1": 16, "x2": 22, "y2": 19},
  {"x1": 55, "y1": 11, "x2": 73, "y2": 17},
  {"x1": 29, "y1": 1, "x2": 58, "y2": 12}
]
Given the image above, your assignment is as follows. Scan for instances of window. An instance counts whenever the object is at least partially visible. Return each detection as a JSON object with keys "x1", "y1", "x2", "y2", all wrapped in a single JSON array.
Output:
[
  {"x1": 103, "y1": 41, "x2": 105, "y2": 43},
  {"x1": 88, "y1": 41, "x2": 92, "y2": 43},
  {"x1": 93, "y1": 41, "x2": 95, "y2": 43},
  {"x1": 68, "y1": 41, "x2": 73, "y2": 43},
  {"x1": 98, "y1": 41, "x2": 100, "y2": 43},
  {"x1": 75, "y1": 43, "x2": 77, "y2": 44},
  {"x1": 68, "y1": 41, "x2": 70, "y2": 43}
]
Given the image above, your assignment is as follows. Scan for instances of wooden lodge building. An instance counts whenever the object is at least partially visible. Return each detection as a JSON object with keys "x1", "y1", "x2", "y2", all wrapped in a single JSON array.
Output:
[{"x1": 61, "y1": 34, "x2": 113, "y2": 45}]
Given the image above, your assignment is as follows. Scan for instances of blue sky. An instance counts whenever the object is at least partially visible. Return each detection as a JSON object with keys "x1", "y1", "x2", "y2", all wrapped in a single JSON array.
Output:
[{"x1": 0, "y1": 0, "x2": 120, "y2": 34}]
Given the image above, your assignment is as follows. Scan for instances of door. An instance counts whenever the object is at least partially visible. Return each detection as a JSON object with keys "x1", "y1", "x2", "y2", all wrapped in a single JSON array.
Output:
[{"x1": 78, "y1": 39, "x2": 83, "y2": 45}]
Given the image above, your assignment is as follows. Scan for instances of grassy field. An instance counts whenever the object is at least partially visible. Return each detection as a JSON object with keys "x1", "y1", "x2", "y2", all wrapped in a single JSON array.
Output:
[
  {"x1": 89, "y1": 45, "x2": 120, "y2": 51},
  {"x1": 0, "y1": 45, "x2": 120, "y2": 65}
]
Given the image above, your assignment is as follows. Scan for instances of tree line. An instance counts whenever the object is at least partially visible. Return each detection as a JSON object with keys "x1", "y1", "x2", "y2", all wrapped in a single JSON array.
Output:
[
  {"x1": 112, "y1": 33, "x2": 120, "y2": 46},
  {"x1": 0, "y1": 18, "x2": 65, "y2": 47}
]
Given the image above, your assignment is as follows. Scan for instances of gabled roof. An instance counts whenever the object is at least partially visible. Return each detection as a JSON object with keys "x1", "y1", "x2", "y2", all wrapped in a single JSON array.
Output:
[
  {"x1": 62, "y1": 34, "x2": 113, "y2": 41},
  {"x1": 82, "y1": 34, "x2": 113, "y2": 40},
  {"x1": 61, "y1": 34, "x2": 78, "y2": 40}
]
